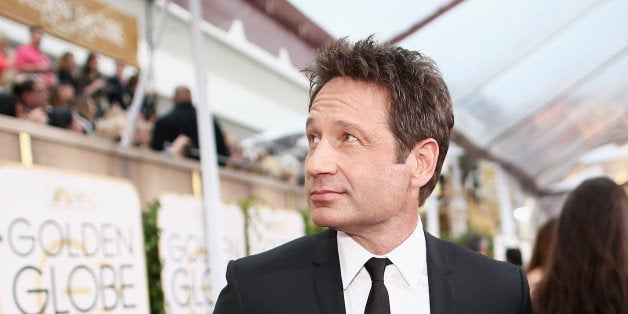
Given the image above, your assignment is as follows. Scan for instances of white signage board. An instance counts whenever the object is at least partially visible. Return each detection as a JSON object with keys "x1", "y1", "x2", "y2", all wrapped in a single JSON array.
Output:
[
  {"x1": 247, "y1": 206, "x2": 305, "y2": 255},
  {"x1": 0, "y1": 164, "x2": 149, "y2": 314},
  {"x1": 158, "y1": 195, "x2": 245, "y2": 313}
]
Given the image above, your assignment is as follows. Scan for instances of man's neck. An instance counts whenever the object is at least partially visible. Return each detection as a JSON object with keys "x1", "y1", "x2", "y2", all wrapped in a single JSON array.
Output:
[{"x1": 345, "y1": 216, "x2": 419, "y2": 255}]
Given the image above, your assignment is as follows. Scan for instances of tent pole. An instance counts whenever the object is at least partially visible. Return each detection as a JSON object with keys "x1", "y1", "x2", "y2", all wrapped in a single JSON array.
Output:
[
  {"x1": 188, "y1": 0, "x2": 225, "y2": 304},
  {"x1": 120, "y1": 0, "x2": 172, "y2": 148}
]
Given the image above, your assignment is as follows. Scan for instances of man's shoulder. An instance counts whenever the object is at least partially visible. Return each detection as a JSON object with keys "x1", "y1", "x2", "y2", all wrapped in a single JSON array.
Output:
[
  {"x1": 426, "y1": 233, "x2": 531, "y2": 312},
  {"x1": 426, "y1": 232, "x2": 522, "y2": 277},
  {"x1": 232, "y1": 229, "x2": 333, "y2": 272}
]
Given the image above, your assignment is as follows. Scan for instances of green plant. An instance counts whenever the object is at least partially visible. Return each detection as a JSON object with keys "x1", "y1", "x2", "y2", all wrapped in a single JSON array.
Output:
[
  {"x1": 142, "y1": 200, "x2": 165, "y2": 314},
  {"x1": 299, "y1": 208, "x2": 327, "y2": 235},
  {"x1": 237, "y1": 195, "x2": 267, "y2": 256}
]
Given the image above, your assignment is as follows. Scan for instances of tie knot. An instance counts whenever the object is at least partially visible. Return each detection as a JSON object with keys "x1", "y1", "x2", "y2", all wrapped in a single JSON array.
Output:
[{"x1": 364, "y1": 257, "x2": 391, "y2": 282}]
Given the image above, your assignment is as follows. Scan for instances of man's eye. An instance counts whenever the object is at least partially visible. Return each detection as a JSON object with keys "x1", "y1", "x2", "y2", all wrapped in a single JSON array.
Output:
[
  {"x1": 343, "y1": 133, "x2": 358, "y2": 142},
  {"x1": 308, "y1": 135, "x2": 320, "y2": 144}
]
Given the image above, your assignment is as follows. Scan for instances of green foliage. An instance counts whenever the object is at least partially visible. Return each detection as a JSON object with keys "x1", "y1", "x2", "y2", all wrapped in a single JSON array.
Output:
[
  {"x1": 237, "y1": 195, "x2": 267, "y2": 256},
  {"x1": 299, "y1": 208, "x2": 326, "y2": 235},
  {"x1": 142, "y1": 200, "x2": 165, "y2": 314}
]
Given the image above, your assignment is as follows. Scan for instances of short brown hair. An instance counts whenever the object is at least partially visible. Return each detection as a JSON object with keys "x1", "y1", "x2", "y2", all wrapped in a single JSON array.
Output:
[{"x1": 304, "y1": 35, "x2": 454, "y2": 205}]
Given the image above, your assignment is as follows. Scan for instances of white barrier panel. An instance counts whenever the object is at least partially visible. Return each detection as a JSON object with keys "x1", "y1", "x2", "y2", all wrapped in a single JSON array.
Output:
[
  {"x1": 0, "y1": 164, "x2": 149, "y2": 314},
  {"x1": 158, "y1": 195, "x2": 245, "y2": 313},
  {"x1": 247, "y1": 206, "x2": 305, "y2": 255},
  {"x1": 219, "y1": 203, "x2": 246, "y2": 265}
]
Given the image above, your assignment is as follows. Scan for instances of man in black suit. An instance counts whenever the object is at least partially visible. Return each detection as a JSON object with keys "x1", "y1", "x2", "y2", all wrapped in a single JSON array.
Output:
[
  {"x1": 214, "y1": 36, "x2": 531, "y2": 313},
  {"x1": 150, "y1": 85, "x2": 230, "y2": 163}
]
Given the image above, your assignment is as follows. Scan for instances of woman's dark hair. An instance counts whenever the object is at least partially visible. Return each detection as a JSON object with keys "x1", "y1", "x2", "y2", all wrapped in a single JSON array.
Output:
[
  {"x1": 533, "y1": 177, "x2": 628, "y2": 313},
  {"x1": 303, "y1": 35, "x2": 454, "y2": 205},
  {"x1": 81, "y1": 52, "x2": 98, "y2": 76},
  {"x1": 526, "y1": 218, "x2": 557, "y2": 272}
]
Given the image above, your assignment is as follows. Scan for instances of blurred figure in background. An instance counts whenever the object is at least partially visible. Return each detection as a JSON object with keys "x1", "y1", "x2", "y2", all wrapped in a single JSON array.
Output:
[
  {"x1": 506, "y1": 248, "x2": 523, "y2": 267},
  {"x1": 533, "y1": 177, "x2": 628, "y2": 314},
  {"x1": 464, "y1": 232, "x2": 489, "y2": 256},
  {"x1": 11, "y1": 76, "x2": 49, "y2": 124},
  {"x1": 56, "y1": 52, "x2": 78, "y2": 90},
  {"x1": 0, "y1": 29, "x2": 15, "y2": 89},
  {"x1": 73, "y1": 95, "x2": 97, "y2": 134},
  {"x1": 14, "y1": 26, "x2": 54, "y2": 86},
  {"x1": 49, "y1": 82, "x2": 75, "y2": 108},
  {"x1": 150, "y1": 85, "x2": 230, "y2": 163},
  {"x1": 77, "y1": 52, "x2": 107, "y2": 117},
  {"x1": 525, "y1": 218, "x2": 557, "y2": 296},
  {"x1": 47, "y1": 106, "x2": 83, "y2": 133},
  {"x1": 106, "y1": 60, "x2": 129, "y2": 109}
]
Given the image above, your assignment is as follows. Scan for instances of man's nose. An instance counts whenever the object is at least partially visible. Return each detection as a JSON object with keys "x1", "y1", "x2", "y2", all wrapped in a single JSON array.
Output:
[{"x1": 305, "y1": 140, "x2": 337, "y2": 176}]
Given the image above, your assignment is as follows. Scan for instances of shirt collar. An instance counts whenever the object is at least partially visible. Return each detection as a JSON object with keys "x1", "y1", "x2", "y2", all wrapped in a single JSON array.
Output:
[{"x1": 337, "y1": 219, "x2": 426, "y2": 290}]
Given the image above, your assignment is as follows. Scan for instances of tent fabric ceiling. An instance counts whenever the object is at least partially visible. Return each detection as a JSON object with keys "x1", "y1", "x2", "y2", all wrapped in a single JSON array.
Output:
[
  {"x1": 285, "y1": 0, "x2": 628, "y2": 195},
  {"x1": 191, "y1": 0, "x2": 627, "y2": 195}
]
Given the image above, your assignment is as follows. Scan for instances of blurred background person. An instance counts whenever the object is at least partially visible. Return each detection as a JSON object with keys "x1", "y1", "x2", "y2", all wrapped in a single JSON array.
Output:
[
  {"x1": 47, "y1": 106, "x2": 83, "y2": 133},
  {"x1": 73, "y1": 95, "x2": 97, "y2": 135},
  {"x1": 77, "y1": 52, "x2": 107, "y2": 117},
  {"x1": 150, "y1": 85, "x2": 230, "y2": 163},
  {"x1": 533, "y1": 177, "x2": 628, "y2": 314},
  {"x1": 464, "y1": 232, "x2": 489, "y2": 256},
  {"x1": 14, "y1": 26, "x2": 54, "y2": 86},
  {"x1": 49, "y1": 81, "x2": 76, "y2": 108},
  {"x1": 0, "y1": 28, "x2": 15, "y2": 90},
  {"x1": 11, "y1": 76, "x2": 49, "y2": 124},
  {"x1": 525, "y1": 218, "x2": 557, "y2": 296},
  {"x1": 56, "y1": 52, "x2": 78, "y2": 90},
  {"x1": 106, "y1": 60, "x2": 129, "y2": 109},
  {"x1": 506, "y1": 248, "x2": 523, "y2": 267}
]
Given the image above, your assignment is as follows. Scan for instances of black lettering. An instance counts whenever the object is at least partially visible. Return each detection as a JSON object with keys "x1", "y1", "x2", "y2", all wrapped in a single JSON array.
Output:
[
  {"x1": 49, "y1": 267, "x2": 69, "y2": 313},
  {"x1": 81, "y1": 222, "x2": 99, "y2": 257},
  {"x1": 119, "y1": 264, "x2": 136, "y2": 309},
  {"x1": 101, "y1": 224, "x2": 115, "y2": 257},
  {"x1": 115, "y1": 226, "x2": 134, "y2": 256},
  {"x1": 99, "y1": 264, "x2": 118, "y2": 310},
  {"x1": 67, "y1": 265, "x2": 98, "y2": 312},
  {"x1": 8, "y1": 218, "x2": 35, "y2": 256},
  {"x1": 39, "y1": 220, "x2": 64, "y2": 256},
  {"x1": 13, "y1": 266, "x2": 47, "y2": 314},
  {"x1": 65, "y1": 222, "x2": 80, "y2": 258},
  {"x1": 171, "y1": 268, "x2": 190, "y2": 306}
]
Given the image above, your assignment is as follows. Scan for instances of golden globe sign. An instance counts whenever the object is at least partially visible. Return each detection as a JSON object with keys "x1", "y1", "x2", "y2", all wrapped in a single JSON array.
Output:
[
  {"x1": 0, "y1": 164, "x2": 149, "y2": 313},
  {"x1": 158, "y1": 194, "x2": 214, "y2": 312}
]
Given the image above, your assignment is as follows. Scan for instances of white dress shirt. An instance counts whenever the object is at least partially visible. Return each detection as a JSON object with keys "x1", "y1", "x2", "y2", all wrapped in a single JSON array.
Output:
[{"x1": 337, "y1": 220, "x2": 430, "y2": 314}]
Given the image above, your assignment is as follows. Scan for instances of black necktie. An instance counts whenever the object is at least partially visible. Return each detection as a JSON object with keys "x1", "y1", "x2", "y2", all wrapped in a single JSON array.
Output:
[{"x1": 364, "y1": 257, "x2": 392, "y2": 314}]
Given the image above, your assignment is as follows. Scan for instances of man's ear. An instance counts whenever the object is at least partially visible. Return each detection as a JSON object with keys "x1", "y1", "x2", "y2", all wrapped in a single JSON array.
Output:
[{"x1": 409, "y1": 138, "x2": 439, "y2": 188}]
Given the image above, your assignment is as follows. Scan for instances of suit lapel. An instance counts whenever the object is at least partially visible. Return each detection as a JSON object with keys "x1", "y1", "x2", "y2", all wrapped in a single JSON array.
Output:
[
  {"x1": 425, "y1": 231, "x2": 455, "y2": 314},
  {"x1": 312, "y1": 229, "x2": 346, "y2": 314}
]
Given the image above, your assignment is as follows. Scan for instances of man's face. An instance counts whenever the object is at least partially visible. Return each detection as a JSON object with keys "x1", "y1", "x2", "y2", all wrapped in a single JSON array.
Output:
[
  {"x1": 305, "y1": 77, "x2": 418, "y2": 234},
  {"x1": 24, "y1": 80, "x2": 49, "y2": 109},
  {"x1": 30, "y1": 29, "x2": 43, "y2": 47}
]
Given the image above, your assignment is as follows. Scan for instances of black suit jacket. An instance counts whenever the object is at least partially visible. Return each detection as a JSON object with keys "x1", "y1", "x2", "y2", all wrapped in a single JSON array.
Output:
[
  {"x1": 150, "y1": 102, "x2": 230, "y2": 161},
  {"x1": 214, "y1": 229, "x2": 532, "y2": 314}
]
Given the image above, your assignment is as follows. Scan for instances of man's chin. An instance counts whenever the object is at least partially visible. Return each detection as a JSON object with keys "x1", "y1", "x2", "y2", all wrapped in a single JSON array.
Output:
[{"x1": 310, "y1": 208, "x2": 342, "y2": 229}]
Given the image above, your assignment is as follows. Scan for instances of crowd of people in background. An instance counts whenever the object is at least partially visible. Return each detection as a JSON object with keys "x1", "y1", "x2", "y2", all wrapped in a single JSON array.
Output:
[
  {"x1": 0, "y1": 25, "x2": 309, "y2": 183},
  {"x1": 0, "y1": 26, "x2": 156, "y2": 142}
]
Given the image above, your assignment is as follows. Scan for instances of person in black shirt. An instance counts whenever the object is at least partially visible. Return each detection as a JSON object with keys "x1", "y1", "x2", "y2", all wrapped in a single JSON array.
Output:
[{"x1": 150, "y1": 85, "x2": 230, "y2": 164}]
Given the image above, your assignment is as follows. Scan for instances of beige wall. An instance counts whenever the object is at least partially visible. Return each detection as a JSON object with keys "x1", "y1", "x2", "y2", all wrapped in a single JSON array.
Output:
[{"x1": 0, "y1": 115, "x2": 307, "y2": 210}]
